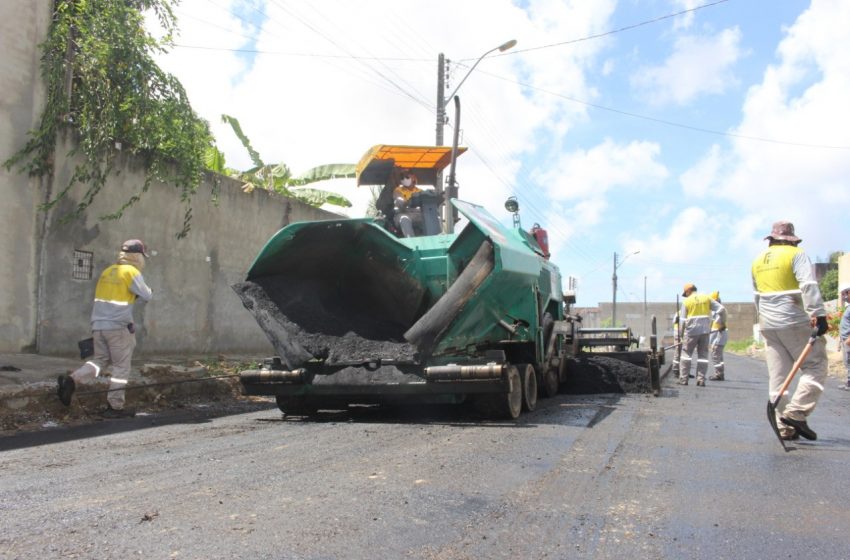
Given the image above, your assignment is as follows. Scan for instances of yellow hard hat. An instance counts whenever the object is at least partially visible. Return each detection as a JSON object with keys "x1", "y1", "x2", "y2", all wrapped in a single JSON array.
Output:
[{"x1": 710, "y1": 291, "x2": 719, "y2": 300}]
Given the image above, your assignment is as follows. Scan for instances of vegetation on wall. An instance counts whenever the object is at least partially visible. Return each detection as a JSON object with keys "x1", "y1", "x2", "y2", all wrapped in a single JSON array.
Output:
[
  {"x1": 2, "y1": 0, "x2": 212, "y2": 238},
  {"x1": 4, "y1": 0, "x2": 362, "y2": 236},
  {"x1": 214, "y1": 114, "x2": 353, "y2": 209}
]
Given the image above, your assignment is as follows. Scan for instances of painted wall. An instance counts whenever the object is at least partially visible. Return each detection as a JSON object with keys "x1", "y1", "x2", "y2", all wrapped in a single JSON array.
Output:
[
  {"x1": 0, "y1": 0, "x2": 50, "y2": 352},
  {"x1": 0, "y1": 1, "x2": 339, "y2": 356},
  {"x1": 36, "y1": 137, "x2": 337, "y2": 356}
]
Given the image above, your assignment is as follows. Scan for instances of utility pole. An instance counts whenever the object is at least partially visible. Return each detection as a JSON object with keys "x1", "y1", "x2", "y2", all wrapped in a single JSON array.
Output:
[
  {"x1": 436, "y1": 53, "x2": 446, "y2": 146},
  {"x1": 612, "y1": 252, "x2": 618, "y2": 327},
  {"x1": 435, "y1": 53, "x2": 446, "y2": 211},
  {"x1": 643, "y1": 276, "x2": 649, "y2": 346}
]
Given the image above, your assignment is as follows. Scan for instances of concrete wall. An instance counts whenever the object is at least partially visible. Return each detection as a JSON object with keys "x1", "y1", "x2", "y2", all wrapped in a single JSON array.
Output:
[
  {"x1": 0, "y1": 1, "x2": 339, "y2": 356},
  {"x1": 575, "y1": 301, "x2": 757, "y2": 344},
  {"x1": 0, "y1": 1, "x2": 51, "y2": 352},
  {"x1": 36, "y1": 136, "x2": 336, "y2": 357}
]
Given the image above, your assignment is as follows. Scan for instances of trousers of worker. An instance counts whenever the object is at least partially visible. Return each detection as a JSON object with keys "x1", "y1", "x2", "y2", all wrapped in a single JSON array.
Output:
[
  {"x1": 763, "y1": 324, "x2": 827, "y2": 423},
  {"x1": 709, "y1": 329, "x2": 728, "y2": 376},
  {"x1": 680, "y1": 332, "x2": 709, "y2": 381},
  {"x1": 69, "y1": 328, "x2": 135, "y2": 409}
]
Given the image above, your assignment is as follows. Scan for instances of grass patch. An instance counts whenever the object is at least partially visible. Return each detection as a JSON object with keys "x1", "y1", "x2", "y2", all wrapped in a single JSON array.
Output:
[{"x1": 726, "y1": 338, "x2": 762, "y2": 354}]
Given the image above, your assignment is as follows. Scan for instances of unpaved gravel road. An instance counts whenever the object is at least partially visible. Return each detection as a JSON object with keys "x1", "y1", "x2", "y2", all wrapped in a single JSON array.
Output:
[{"x1": 2, "y1": 354, "x2": 850, "y2": 560}]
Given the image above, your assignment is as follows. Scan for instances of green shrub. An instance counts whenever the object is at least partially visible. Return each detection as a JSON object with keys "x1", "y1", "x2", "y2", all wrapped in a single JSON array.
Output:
[{"x1": 726, "y1": 338, "x2": 762, "y2": 353}]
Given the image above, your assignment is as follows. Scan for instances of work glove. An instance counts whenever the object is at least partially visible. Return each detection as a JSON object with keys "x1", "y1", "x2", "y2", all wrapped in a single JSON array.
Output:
[{"x1": 815, "y1": 316, "x2": 828, "y2": 336}]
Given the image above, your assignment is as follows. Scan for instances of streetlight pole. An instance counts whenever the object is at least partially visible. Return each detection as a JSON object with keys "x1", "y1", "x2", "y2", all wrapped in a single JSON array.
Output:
[
  {"x1": 612, "y1": 250, "x2": 639, "y2": 327},
  {"x1": 437, "y1": 39, "x2": 516, "y2": 233}
]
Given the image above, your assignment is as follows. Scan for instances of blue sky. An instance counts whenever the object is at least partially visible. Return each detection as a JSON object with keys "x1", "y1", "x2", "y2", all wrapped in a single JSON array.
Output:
[{"x1": 152, "y1": 0, "x2": 850, "y2": 308}]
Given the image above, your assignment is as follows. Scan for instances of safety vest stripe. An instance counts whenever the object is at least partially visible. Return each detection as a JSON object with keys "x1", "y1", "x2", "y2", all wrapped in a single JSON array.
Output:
[
  {"x1": 687, "y1": 314, "x2": 710, "y2": 319},
  {"x1": 754, "y1": 289, "x2": 802, "y2": 296},
  {"x1": 94, "y1": 298, "x2": 131, "y2": 306},
  {"x1": 110, "y1": 378, "x2": 128, "y2": 385}
]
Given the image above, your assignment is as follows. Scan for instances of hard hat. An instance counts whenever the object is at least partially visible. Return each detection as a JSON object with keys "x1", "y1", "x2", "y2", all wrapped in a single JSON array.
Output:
[
  {"x1": 710, "y1": 291, "x2": 719, "y2": 300},
  {"x1": 682, "y1": 283, "x2": 696, "y2": 297}
]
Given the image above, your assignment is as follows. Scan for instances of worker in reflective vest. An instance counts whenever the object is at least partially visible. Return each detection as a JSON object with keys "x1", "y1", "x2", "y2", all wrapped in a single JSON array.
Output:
[
  {"x1": 678, "y1": 283, "x2": 726, "y2": 387},
  {"x1": 57, "y1": 239, "x2": 153, "y2": 418},
  {"x1": 708, "y1": 291, "x2": 728, "y2": 380},
  {"x1": 752, "y1": 221, "x2": 828, "y2": 441}
]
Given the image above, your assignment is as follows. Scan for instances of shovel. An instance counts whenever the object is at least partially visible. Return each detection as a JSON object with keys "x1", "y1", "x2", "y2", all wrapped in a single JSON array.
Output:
[
  {"x1": 766, "y1": 328, "x2": 819, "y2": 451},
  {"x1": 662, "y1": 329, "x2": 721, "y2": 352}
]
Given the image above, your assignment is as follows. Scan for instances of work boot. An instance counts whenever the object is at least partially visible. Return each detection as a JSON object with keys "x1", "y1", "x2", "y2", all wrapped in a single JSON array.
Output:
[
  {"x1": 696, "y1": 377, "x2": 706, "y2": 387},
  {"x1": 57, "y1": 374, "x2": 75, "y2": 406},
  {"x1": 841, "y1": 381, "x2": 850, "y2": 391},
  {"x1": 780, "y1": 416, "x2": 816, "y2": 441},
  {"x1": 101, "y1": 406, "x2": 136, "y2": 419},
  {"x1": 780, "y1": 428, "x2": 799, "y2": 441},
  {"x1": 709, "y1": 373, "x2": 724, "y2": 381},
  {"x1": 676, "y1": 377, "x2": 688, "y2": 386}
]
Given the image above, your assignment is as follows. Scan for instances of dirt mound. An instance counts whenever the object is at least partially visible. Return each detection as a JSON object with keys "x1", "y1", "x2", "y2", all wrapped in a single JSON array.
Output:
[{"x1": 561, "y1": 355, "x2": 652, "y2": 394}]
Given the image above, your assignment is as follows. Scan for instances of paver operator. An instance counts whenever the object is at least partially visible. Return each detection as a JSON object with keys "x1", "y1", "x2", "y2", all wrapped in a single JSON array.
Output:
[
  {"x1": 678, "y1": 283, "x2": 726, "y2": 387},
  {"x1": 752, "y1": 221, "x2": 828, "y2": 441},
  {"x1": 57, "y1": 239, "x2": 153, "y2": 418},
  {"x1": 393, "y1": 172, "x2": 423, "y2": 238}
]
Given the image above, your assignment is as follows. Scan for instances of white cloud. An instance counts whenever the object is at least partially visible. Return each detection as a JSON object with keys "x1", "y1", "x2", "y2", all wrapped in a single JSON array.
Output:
[
  {"x1": 671, "y1": 0, "x2": 701, "y2": 31},
  {"x1": 151, "y1": 0, "x2": 624, "y2": 222},
  {"x1": 640, "y1": 206, "x2": 716, "y2": 261},
  {"x1": 534, "y1": 138, "x2": 669, "y2": 201},
  {"x1": 686, "y1": 0, "x2": 850, "y2": 256},
  {"x1": 631, "y1": 26, "x2": 743, "y2": 106},
  {"x1": 679, "y1": 144, "x2": 722, "y2": 197}
]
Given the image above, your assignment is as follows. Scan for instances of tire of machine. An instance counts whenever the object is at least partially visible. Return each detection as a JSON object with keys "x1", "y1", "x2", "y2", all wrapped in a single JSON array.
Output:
[
  {"x1": 275, "y1": 395, "x2": 318, "y2": 417},
  {"x1": 519, "y1": 363, "x2": 538, "y2": 412},
  {"x1": 539, "y1": 312, "x2": 560, "y2": 398},
  {"x1": 473, "y1": 365, "x2": 523, "y2": 420},
  {"x1": 540, "y1": 365, "x2": 559, "y2": 398}
]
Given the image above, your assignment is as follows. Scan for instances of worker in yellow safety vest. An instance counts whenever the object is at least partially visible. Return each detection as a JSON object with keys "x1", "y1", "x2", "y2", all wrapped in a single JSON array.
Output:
[
  {"x1": 752, "y1": 221, "x2": 828, "y2": 441},
  {"x1": 708, "y1": 291, "x2": 728, "y2": 381},
  {"x1": 57, "y1": 239, "x2": 153, "y2": 418},
  {"x1": 678, "y1": 283, "x2": 726, "y2": 387}
]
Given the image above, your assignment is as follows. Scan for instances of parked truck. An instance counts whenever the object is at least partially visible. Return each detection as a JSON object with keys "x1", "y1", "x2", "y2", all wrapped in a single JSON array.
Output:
[{"x1": 234, "y1": 144, "x2": 660, "y2": 419}]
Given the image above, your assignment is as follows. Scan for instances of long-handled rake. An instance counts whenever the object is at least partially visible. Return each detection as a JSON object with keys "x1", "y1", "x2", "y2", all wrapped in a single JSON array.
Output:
[{"x1": 767, "y1": 328, "x2": 819, "y2": 451}]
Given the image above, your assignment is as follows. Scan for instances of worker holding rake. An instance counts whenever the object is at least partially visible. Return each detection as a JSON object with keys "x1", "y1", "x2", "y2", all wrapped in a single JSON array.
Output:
[{"x1": 752, "y1": 221, "x2": 828, "y2": 441}]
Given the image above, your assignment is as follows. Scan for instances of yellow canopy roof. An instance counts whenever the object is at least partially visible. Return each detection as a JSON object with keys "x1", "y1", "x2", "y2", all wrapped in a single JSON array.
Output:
[{"x1": 355, "y1": 145, "x2": 467, "y2": 186}]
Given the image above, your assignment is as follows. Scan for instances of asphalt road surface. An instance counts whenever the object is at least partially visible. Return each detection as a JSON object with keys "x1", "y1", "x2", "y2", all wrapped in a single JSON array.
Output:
[{"x1": 2, "y1": 354, "x2": 849, "y2": 559}]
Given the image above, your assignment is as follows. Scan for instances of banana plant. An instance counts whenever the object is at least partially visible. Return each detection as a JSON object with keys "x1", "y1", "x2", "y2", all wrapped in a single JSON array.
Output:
[{"x1": 212, "y1": 114, "x2": 353, "y2": 209}]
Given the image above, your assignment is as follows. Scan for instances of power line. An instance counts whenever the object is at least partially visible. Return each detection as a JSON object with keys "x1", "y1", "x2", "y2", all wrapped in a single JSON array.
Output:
[
  {"x1": 473, "y1": 0, "x2": 733, "y2": 60},
  {"x1": 470, "y1": 67, "x2": 850, "y2": 151}
]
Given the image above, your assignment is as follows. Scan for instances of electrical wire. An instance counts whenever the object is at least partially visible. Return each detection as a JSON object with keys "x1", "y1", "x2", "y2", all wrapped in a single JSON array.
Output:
[{"x1": 466, "y1": 0, "x2": 733, "y2": 60}]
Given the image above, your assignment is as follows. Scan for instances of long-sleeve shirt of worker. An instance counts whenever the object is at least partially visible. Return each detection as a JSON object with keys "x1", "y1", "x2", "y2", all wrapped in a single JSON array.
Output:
[
  {"x1": 90, "y1": 263, "x2": 152, "y2": 331},
  {"x1": 680, "y1": 294, "x2": 726, "y2": 337},
  {"x1": 840, "y1": 306, "x2": 850, "y2": 342},
  {"x1": 751, "y1": 245, "x2": 825, "y2": 330}
]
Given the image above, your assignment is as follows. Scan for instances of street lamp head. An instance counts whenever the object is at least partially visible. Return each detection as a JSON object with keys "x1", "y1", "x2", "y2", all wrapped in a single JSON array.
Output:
[
  {"x1": 504, "y1": 196, "x2": 519, "y2": 213},
  {"x1": 443, "y1": 40, "x2": 519, "y2": 109},
  {"x1": 498, "y1": 39, "x2": 517, "y2": 52}
]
